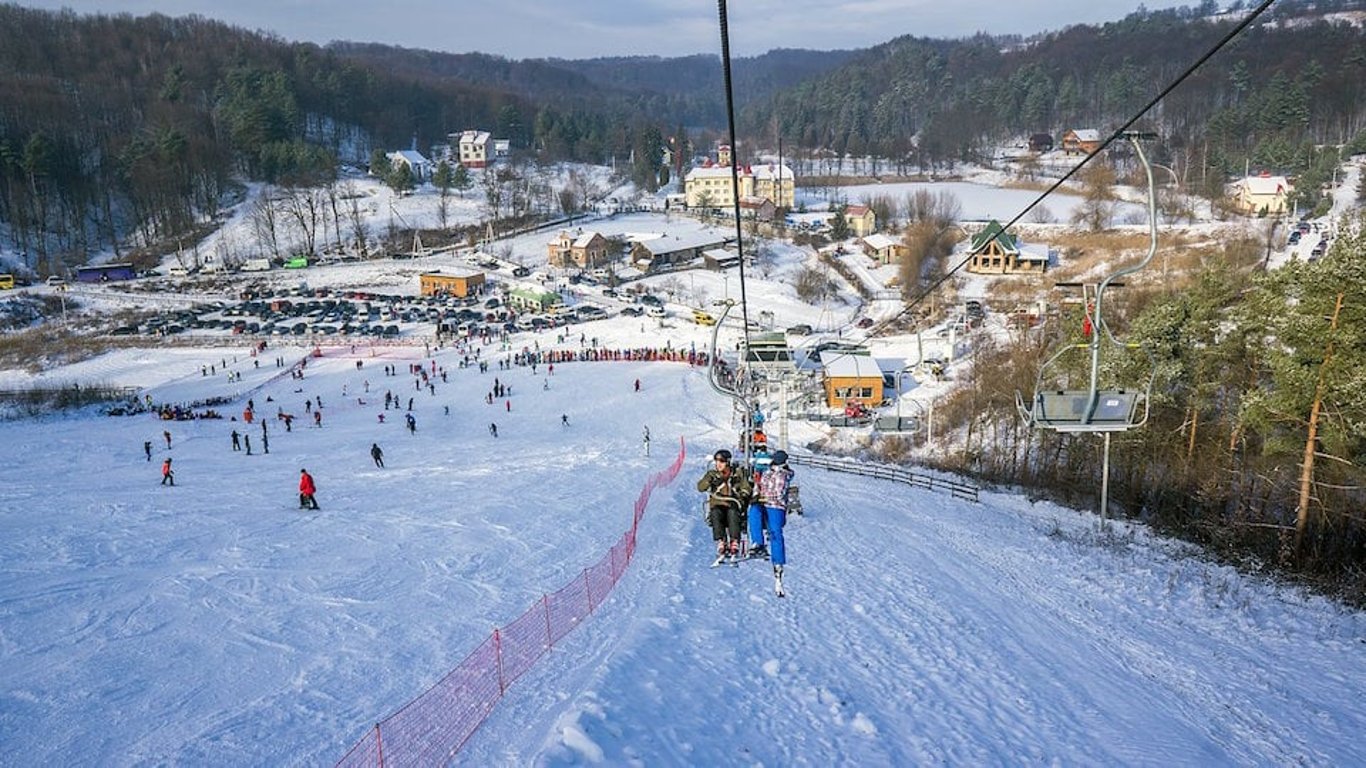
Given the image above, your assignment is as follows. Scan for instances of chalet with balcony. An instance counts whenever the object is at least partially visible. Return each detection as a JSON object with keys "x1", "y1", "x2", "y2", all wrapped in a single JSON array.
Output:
[
  {"x1": 1061, "y1": 129, "x2": 1102, "y2": 156},
  {"x1": 965, "y1": 220, "x2": 1049, "y2": 275}
]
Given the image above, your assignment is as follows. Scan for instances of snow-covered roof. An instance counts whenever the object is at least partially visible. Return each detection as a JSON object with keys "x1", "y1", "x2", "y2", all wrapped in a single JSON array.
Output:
[
  {"x1": 388, "y1": 150, "x2": 430, "y2": 166},
  {"x1": 1239, "y1": 175, "x2": 1291, "y2": 195},
  {"x1": 635, "y1": 232, "x2": 728, "y2": 255},
  {"x1": 573, "y1": 232, "x2": 603, "y2": 248},
  {"x1": 1018, "y1": 243, "x2": 1050, "y2": 263},
  {"x1": 685, "y1": 163, "x2": 793, "y2": 181},
  {"x1": 459, "y1": 130, "x2": 491, "y2": 146},
  {"x1": 1070, "y1": 129, "x2": 1102, "y2": 142},
  {"x1": 823, "y1": 352, "x2": 881, "y2": 378},
  {"x1": 863, "y1": 234, "x2": 901, "y2": 251},
  {"x1": 421, "y1": 267, "x2": 482, "y2": 279}
]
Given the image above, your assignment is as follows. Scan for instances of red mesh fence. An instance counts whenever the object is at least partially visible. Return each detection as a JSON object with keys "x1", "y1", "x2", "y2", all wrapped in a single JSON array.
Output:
[{"x1": 336, "y1": 438, "x2": 687, "y2": 767}]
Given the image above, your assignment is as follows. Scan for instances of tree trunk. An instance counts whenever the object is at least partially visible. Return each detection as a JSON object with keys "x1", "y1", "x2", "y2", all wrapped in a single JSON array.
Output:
[
  {"x1": 1185, "y1": 405, "x2": 1199, "y2": 464},
  {"x1": 1295, "y1": 292, "x2": 1343, "y2": 554}
]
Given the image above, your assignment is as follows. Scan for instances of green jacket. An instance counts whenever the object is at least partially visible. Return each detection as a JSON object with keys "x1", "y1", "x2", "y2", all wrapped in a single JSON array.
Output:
[{"x1": 697, "y1": 462, "x2": 752, "y2": 511}]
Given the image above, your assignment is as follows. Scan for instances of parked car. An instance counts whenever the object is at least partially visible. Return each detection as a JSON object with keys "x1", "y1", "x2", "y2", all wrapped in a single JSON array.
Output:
[{"x1": 786, "y1": 324, "x2": 813, "y2": 336}]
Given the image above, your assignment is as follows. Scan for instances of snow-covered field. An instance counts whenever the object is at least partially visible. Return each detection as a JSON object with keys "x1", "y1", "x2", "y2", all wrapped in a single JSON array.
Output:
[{"x1": 1, "y1": 325, "x2": 1364, "y2": 766}]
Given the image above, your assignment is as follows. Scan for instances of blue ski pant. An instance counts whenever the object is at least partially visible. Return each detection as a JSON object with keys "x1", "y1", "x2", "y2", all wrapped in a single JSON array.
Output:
[{"x1": 748, "y1": 501, "x2": 787, "y2": 565}]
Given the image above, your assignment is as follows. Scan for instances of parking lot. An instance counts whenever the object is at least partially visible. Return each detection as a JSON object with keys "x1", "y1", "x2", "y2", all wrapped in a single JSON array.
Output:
[{"x1": 102, "y1": 284, "x2": 638, "y2": 342}]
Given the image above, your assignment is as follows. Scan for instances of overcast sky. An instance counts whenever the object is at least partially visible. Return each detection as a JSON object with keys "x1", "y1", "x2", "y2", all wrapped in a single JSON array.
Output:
[{"x1": 22, "y1": 1, "x2": 1197, "y2": 59}]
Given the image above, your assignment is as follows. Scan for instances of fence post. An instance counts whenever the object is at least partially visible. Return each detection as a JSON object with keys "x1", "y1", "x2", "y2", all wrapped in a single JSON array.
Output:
[
  {"x1": 494, "y1": 628, "x2": 506, "y2": 696},
  {"x1": 374, "y1": 723, "x2": 385, "y2": 768},
  {"x1": 609, "y1": 544, "x2": 618, "y2": 582},
  {"x1": 584, "y1": 569, "x2": 594, "y2": 613},
  {"x1": 543, "y1": 594, "x2": 552, "y2": 648}
]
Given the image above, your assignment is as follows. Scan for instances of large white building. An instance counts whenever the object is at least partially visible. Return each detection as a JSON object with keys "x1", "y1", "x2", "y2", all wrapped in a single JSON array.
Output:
[{"x1": 684, "y1": 145, "x2": 794, "y2": 210}]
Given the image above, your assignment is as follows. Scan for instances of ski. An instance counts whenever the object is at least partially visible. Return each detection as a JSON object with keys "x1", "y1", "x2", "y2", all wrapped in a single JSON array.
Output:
[{"x1": 711, "y1": 553, "x2": 728, "y2": 568}]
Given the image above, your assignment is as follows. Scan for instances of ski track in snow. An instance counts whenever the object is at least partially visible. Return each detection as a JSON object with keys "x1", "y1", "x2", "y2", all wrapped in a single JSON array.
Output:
[{"x1": 464, "y1": 470, "x2": 1366, "y2": 767}]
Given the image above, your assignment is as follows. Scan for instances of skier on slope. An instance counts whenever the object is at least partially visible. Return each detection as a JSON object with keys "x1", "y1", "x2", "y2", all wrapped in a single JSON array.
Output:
[
  {"x1": 696, "y1": 449, "x2": 752, "y2": 563},
  {"x1": 298, "y1": 468, "x2": 320, "y2": 510},
  {"x1": 756, "y1": 450, "x2": 795, "y2": 596}
]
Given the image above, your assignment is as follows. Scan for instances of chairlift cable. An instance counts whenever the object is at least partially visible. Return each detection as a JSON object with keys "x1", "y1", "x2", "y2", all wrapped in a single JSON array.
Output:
[
  {"x1": 715, "y1": 0, "x2": 762, "y2": 464},
  {"x1": 716, "y1": 0, "x2": 752, "y2": 345},
  {"x1": 880, "y1": 0, "x2": 1279, "y2": 330}
]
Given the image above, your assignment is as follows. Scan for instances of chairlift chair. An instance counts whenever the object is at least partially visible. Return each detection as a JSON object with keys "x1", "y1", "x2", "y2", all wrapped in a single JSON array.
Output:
[
  {"x1": 1015, "y1": 131, "x2": 1162, "y2": 520},
  {"x1": 1017, "y1": 132, "x2": 1160, "y2": 434}
]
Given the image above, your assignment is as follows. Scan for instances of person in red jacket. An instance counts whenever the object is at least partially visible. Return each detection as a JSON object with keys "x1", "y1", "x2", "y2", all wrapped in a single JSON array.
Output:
[{"x1": 298, "y1": 468, "x2": 319, "y2": 510}]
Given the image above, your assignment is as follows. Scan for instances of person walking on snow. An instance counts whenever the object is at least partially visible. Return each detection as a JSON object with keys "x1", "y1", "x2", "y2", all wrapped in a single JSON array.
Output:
[
  {"x1": 144, "y1": 441, "x2": 152, "y2": 461},
  {"x1": 231, "y1": 430, "x2": 241, "y2": 451},
  {"x1": 371, "y1": 443, "x2": 384, "y2": 468},
  {"x1": 299, "y1": 469, "x2": 320, "y2": 510},
  {"x1": 160, "y1": 458, "x2": 174, "y2": 486},
  {"x1": 696, "y1": 449, "x2": 752, "y2": 562},
  {"x1": 163, "y1": 430, "x2": 172, "y2": 449}
]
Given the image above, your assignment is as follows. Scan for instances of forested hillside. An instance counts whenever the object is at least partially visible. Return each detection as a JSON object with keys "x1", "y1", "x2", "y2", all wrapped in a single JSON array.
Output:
[
  {"x1": 3, "y1": 1, "x2": 1364, "y2": 277},
  {"x1": 0, "y1": 6, "x2": 605, "y2": 275},
  {"x1": 741, "y1": 2, "x2": 1366, "y2": 191}
]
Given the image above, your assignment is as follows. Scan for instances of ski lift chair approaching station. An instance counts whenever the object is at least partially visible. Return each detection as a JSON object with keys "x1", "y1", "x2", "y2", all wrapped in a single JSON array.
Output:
[{"x1": 1016, "y1": 131, "x2": 1161, "y2": 516}]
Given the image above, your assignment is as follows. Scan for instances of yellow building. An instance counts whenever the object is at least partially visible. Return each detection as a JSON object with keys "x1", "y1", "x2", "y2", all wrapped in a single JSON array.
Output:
[
  {"x1": 822, "y1": 353, "x2": 884, "y2": 408},
  {"x1": 844, "y1": 204, "x2": 877, "y2": 237},
  {"x1": 684, "y1": 156, "x2": 794, "y2": 210},
  {"x1": 1230, "y1": 173, "x2": 1292, "y2": 215},
  {"x1": 420, "y1": 269, "x2": 485, "y2": 297}
]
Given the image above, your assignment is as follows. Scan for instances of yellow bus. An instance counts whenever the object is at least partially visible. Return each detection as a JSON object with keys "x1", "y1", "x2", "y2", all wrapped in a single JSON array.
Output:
[
  {"x1": 0, "y1": 274, "x2": 14, "y2": 290},
  {"x1": 692, "y1": 309, "x2": 717, "y2": 326}
]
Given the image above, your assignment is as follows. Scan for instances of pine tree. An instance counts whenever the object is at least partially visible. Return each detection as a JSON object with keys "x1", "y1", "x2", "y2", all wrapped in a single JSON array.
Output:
[{"x1": 1235, "y1": 212, "x2": 1366, "y2": 555}]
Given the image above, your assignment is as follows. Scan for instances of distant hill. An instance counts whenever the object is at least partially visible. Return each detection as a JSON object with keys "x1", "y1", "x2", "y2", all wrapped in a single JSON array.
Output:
[{"x1": 327, "y1": 44, "x2": 859, "y2": 127}]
